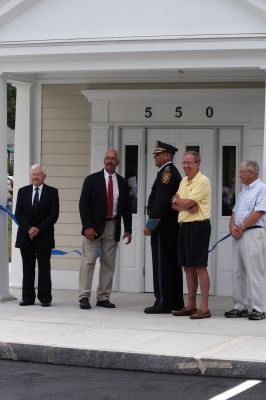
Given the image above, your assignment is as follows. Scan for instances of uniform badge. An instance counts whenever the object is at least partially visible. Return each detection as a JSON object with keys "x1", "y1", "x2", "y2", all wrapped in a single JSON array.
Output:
[{"x1": 162, "y1": 171, "x2": 171, "y2": 184}]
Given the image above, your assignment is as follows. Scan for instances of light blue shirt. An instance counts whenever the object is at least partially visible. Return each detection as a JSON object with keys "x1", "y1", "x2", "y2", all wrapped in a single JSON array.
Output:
[{"x1": 233, "y1": 178, "x2": 266, "y2": 227}]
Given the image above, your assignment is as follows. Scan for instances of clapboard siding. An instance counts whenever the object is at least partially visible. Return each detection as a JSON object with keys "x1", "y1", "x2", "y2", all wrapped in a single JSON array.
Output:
[
  {"x1": 42, "y1": 118, "x2": 89, "y2": 131},
  {"x1": 43, "y1": 131, "x2": 90, "y2": 142},
  {"x1": 42, "y1": 84, "x2": 91, "y2": 272},
  {"x1": 44, "y1": 165, "x2": 89, "y2": 177},
  {"x1": 55, "y1": 224, "x2": 81, "y2": 236},
  {"x1": 58, "y1": 200, "x2": 79, "y2": 212},
  {"x1": 42, "y1": 142, "x2": 90, "y2": 154},
  {"x1": 47, "y1": 177, "x2": 85, "y2": 189},
  {"x1": 42, "y1": 95, "x2": 90, "y2": 108},
  {"x1": 42, "y1": 154, "x2": 90, "y2": 166}
]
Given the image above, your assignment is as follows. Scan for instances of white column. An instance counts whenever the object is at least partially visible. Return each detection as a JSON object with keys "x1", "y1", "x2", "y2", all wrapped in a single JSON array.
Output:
[
  {"x1": 10, "y1": 82, "x2": 32, "y2": 288},
  {"x1": 91, "y1": 125, "x2": 112, "y2": 172},
  {"x1": 31, "y1": 82, "x2": 42, "y2": 164},
  {"x1": 263, "y1": 77, "x2": 266, "y2": 181},
  {"x1": 0, "y1": 75, "x2": 14, "y2": 301}
]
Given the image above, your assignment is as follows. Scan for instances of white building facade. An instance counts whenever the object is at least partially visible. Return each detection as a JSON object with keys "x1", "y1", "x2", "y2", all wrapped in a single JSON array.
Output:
[{"x1": 0, "y1": 0, "x2": 266, "y2": 298}]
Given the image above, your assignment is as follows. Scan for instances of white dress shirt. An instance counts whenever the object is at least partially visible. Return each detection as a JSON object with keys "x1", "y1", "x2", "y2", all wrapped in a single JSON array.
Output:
[{"x1": 104, "y1": 169, "x2": 119, "y2": 217}]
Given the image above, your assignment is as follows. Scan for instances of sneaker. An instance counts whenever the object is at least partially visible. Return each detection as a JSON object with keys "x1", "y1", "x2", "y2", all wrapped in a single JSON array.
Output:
[
  {"x1": 248, "y1": 309, "x2": 266, "y2": 320},
  {"x1": 224, "y1": 308, "x2": 249, "y2": 318}
]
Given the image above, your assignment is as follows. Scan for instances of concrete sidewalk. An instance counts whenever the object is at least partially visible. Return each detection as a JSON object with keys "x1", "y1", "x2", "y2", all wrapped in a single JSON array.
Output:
[{"x1": 1, "y1": 289, "x2": 266, "y2": 379}]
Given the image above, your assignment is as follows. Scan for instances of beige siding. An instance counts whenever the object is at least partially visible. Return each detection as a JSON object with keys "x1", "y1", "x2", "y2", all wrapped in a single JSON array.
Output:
[{"x1": 41, "y1": 84, "x2": 91, "y2": 271}]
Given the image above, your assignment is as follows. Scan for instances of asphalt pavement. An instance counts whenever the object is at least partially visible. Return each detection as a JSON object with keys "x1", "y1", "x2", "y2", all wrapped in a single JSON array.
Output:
[
  {"x1": 1, "y1": 359, "x2": 262, "y2": 400},
  {"x1": 0, "y1": 289, "x2": 266, "y2": 380}
]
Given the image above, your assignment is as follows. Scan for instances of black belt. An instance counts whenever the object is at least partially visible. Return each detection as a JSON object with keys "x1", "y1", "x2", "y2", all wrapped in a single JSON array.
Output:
[
  {"x1": 245, "y1": 225, "x2": 262, "y2": 230},
  {"x1": 180, "y1": 219, "x2": 210, "y2": 225},
  {"x1": 106, "y1": 217, "x2": 116, "y2": 221}
]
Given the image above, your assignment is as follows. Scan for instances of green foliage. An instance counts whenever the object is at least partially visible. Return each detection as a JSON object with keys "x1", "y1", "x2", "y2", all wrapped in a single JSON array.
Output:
[
  {"x1": 7, "y1": 161, "x2": 13, "y2": 176},
  {"x1": 7, "y1": 83, "x2": 16, "y2": 129}
]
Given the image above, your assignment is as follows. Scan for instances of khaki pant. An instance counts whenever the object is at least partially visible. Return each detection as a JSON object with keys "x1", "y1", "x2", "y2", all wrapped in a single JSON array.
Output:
[
  {"x1": 232, "y1": 228, "x2": 266, "y2": 312},
  {"x1": 79, "y1": 220, "x2": 118, "y2": 302}
]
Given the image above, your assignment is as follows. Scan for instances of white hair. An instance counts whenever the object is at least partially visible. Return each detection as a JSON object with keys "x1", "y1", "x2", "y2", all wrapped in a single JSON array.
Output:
[{"x1": 30, "y1": 164, "x2": 46, "y2": 174}]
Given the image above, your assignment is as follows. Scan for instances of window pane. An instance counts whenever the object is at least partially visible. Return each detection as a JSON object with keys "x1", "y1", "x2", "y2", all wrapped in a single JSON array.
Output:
[
  {"x1": 186, "y1": 145, "x2": 200, "y2": 153},
  {"x1": 125, "y1": 145, "x2": 138, "y2": 214},
  {"x1": 222, "y1": 146, "x2": 236, "y2": 216}
]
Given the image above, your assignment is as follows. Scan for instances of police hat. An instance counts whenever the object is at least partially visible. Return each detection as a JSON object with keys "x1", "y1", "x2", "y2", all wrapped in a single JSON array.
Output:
[{"x1": 153, "y1": 141, "x2": 178, "y2": 155}]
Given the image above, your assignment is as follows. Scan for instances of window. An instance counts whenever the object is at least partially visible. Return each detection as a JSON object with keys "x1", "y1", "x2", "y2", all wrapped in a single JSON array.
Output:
[
  {"x1": 125, "y1": 145, "x2": 138, "y2": 214},
  {"x1": 186, "y1": 145, "x2": 200, "y2": 154},
  {"x1": 222, "y1": 146, "x2": 236, "y2": 216}
]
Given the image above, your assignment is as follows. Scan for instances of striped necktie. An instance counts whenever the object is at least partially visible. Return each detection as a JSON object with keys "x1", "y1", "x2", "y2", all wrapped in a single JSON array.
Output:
[{"x1": 33, "y1": 187, "x2": 39, "y2": 207}]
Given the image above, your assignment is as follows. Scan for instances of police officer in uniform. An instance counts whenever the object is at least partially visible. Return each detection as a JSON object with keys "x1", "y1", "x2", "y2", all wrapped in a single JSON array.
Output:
[{"x1": 144, "y1": 141, "x2": 184, "y2": 313}]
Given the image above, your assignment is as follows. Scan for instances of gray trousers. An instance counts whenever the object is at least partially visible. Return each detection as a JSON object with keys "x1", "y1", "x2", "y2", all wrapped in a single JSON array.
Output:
[
  {"x1": 232, "y1": 228, "x2": 266, "y2": 312},
  {"x1": 79, "y1": 220, "x2": 118, "y2": 302}
]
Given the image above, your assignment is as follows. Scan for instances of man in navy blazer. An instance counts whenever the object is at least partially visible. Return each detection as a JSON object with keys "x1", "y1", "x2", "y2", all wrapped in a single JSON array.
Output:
[
  {"x1": 15, "y1": 165, "x2": 59, "y2": 307},
  {"x1": 79, "y1": 149, "x2": 132, "y2": 309}
]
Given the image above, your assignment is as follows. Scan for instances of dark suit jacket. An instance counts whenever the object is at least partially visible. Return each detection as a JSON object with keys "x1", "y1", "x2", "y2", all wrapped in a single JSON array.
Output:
[
  {"x1": 15, "y1": 183, "x2": 59, "y2": 249},
  {"x1": 79, "y1": 169, "x2": 132, "y2": 242},
  {"x1": 147, "y1": 162, "x2": 182, "y2": 235}
]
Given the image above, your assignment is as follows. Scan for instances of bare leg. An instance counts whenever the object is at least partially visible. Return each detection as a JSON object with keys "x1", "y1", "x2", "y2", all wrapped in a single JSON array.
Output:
[
  {"x1": 195, "y1": 266, "x2": 210, "y2": 312},
  {"x1": 184, "y1": 266, "x2": 198, "y2": 310}
]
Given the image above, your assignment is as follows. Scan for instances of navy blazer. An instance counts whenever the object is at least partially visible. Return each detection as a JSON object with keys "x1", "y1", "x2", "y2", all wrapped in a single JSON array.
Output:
[
  {"x1": 15, "y1": 183, "x2": 59, "y2": 249},
  {"x1": 147, "y1": 163, "x2": 182, "y2": 234},
  {"x1": 79, "y1": 169, "x2": 132, "y2": 242}
]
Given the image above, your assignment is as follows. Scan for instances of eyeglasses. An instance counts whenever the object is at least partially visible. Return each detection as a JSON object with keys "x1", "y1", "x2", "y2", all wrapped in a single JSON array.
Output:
[{"x1": 181, "y1": 161, "x2": 198, "y2": 166}]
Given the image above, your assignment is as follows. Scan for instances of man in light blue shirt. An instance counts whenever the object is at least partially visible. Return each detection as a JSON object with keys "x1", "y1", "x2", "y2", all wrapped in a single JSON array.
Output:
[{"x1": 225, "y1": 160, "x2": 266, "y2": 320}]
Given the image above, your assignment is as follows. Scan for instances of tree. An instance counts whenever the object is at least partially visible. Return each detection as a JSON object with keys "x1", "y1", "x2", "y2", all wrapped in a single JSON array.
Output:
[{"x1": 7, "y1": 83, "x2": 16, "y2": 129}]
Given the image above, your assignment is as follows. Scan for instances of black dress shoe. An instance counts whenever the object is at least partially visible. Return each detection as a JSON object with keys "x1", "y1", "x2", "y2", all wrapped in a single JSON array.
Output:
[
  {"x1": 96, "y1": 300, "x2": 115, "y2": 308},
  {"x1": 19, "y1": 301, "x2": 35, "y2": 306},
  {"x1": 144, "y1": 305, "x2": 171, "y2": 314},
  {"x1": 41, "y1": 302, "x2": 51, "y2": 307},
  {"x1": 79, "y1": 297, "x2": 91, "y2": 310}
]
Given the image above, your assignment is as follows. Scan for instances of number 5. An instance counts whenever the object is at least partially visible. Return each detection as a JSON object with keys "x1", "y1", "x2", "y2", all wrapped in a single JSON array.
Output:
[{"x1": 145, "y1": 106, "x2": 152, "y2": 118}]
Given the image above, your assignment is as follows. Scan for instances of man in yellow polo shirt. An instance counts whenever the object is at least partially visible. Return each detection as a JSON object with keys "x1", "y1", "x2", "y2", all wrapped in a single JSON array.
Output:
[{"x1": 171, "y1": 150, "x2": 211, "y2": 319}]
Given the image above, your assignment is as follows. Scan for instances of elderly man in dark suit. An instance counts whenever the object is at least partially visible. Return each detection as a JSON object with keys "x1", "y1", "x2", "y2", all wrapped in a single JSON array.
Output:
[
  {"x1": 79, "y1": 149, "x2": 132, "y2": 310},
  {"x1": 15, "y1": 164, "x2": 59, "y2": 307}
]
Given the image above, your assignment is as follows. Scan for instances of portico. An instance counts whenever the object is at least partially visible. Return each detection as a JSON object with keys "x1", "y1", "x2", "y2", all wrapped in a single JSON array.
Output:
[{"x1": 1, "y1": 0, "x2": 266, "y2": 298}]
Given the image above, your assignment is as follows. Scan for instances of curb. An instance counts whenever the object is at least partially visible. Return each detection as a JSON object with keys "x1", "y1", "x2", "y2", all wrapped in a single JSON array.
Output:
[{"x1": 1, "y1": 342, "x2": 266, "y2": 379}]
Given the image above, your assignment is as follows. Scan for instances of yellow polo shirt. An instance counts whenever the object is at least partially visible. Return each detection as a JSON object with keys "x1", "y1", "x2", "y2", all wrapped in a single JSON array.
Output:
[{"x1": 177, "y1": 171, "x2": 211, "y2": 223}]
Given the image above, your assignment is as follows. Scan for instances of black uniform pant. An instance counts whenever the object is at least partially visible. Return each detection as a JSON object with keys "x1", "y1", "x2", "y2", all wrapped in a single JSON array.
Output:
[
  {"x1": 151, "y1": 230, "x2": 184, "y2": 310},
  {"x1": 20, "y1": 246, "x2": 52, "y2": 304}
]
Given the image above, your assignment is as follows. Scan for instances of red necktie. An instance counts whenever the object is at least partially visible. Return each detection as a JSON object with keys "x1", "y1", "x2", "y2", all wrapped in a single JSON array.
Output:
[{"x1": 107, "y1": 175, "x2": 113, "y2": 218}]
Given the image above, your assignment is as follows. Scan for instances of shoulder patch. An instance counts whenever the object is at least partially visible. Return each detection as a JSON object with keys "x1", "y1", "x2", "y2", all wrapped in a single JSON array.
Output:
[{"x1": 162, "y1": 171, "x2": 172, "y2": 184}]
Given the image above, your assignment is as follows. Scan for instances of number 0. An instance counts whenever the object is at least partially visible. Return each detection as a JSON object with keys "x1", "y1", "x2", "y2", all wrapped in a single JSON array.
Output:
[{"x1": 206, "y1": 107, "x2": 214, "y2": 118}]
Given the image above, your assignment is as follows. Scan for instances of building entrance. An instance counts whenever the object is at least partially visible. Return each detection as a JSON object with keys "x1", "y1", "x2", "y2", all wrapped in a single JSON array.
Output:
[{"x1": 145, "y1": 128, "x2": 215, "y2": 292}]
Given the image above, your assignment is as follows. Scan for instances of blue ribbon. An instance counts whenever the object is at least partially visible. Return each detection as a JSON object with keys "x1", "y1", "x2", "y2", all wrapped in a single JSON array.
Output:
[
  {"x1": 208, "y1": 233, "x2": 231, "y2": 253},
  {"x1": 1, "y1": 204, "x2": 230, "y2": 256},
  {"x1": 0, "y1": 204, "x2": 85, "y2": 257},
  {"x1": 0, "y1": 205, "x2": 18, "y2": 225},
  {"x1": 51, "y1": 249, "x2": 82, "y2": 256}
]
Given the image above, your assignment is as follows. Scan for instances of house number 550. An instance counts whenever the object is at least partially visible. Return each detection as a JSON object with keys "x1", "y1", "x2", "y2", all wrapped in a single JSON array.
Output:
[{"x1": 144, "y1": 106, "x2": 214, "y2": 118}]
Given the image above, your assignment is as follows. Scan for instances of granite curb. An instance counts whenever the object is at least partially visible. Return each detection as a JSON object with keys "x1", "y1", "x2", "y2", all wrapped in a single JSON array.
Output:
[{"x1": 0, "y1": 342, "x2": 266, "y2": 379}]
